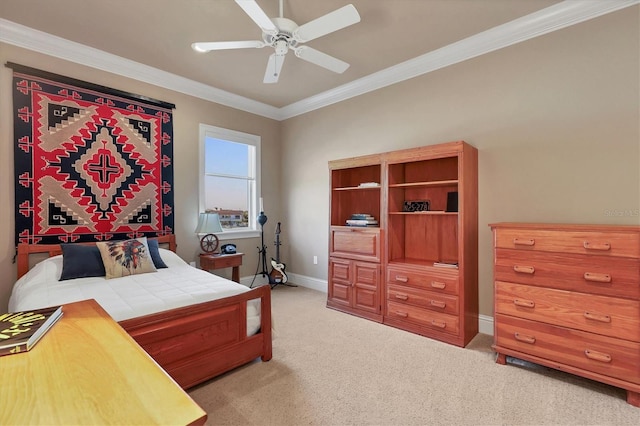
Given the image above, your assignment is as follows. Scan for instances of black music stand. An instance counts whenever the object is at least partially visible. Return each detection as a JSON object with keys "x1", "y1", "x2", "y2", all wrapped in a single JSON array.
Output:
[{"x1": 252, "y1": 211, "x2": 270, "y2": 288}]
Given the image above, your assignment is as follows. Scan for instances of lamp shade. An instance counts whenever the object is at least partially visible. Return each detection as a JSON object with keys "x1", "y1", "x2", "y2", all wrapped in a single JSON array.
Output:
[{"x1": 195, "y1": 212, "x2": 224, "y2": 234}]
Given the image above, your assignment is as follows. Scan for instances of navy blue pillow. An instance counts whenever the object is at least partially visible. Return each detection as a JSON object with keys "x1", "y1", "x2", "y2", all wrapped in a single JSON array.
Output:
[
  {"x1": 59, "y1": 244, "x2": 106, "y2": 281},
  {"x1": 147, "y1": 238, "x2": 168, "y2": 269}
]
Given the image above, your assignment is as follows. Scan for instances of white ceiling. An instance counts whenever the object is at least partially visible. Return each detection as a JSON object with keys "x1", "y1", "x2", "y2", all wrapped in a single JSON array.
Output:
[{"x1": 1, "y1": 0, "x2": 638, "y2": 119}]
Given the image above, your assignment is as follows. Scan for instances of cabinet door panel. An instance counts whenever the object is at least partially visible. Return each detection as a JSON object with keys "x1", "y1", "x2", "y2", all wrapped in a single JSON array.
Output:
[
  {"x1": 328, "y1": 258, "x2": 351, "y2": 306},
  {"x1": 353, "y1": 262, "x2": 380, "y2": 313},
  {"x1": 330, "y1": 282, "x2": 351, "y2": 306},
  {"x1": 330, "y1": 227, "x2": 381, "y2": 262},
  {"x1": 330, "y1": 258, "x2": 351, "y2": 282}
]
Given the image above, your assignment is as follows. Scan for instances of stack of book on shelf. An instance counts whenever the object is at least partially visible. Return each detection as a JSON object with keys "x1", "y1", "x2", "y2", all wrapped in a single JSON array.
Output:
[
  {"x1": 433, "y1": 261, "x2": 459, "y2": 269},
  {"x1": 346, "y1": 213, "x2": 378, "y2": 227},
  {"x1": 357, "y1": 182, "x2": 380, "y2": 188},
  {"x1": 0, "y1": 305, "x2": 63, "y2": 356}
]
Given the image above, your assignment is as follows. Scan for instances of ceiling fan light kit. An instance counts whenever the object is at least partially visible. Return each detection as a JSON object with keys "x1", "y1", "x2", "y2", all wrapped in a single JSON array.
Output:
[{"x1": 192, "y1": 0, "x2": 360, "y2": 83}]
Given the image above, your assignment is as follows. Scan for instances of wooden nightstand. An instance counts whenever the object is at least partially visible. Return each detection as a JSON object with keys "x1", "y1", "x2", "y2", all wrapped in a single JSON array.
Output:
[{"x1": 200, "y1": 252, "x2": 244, "y2": 283}]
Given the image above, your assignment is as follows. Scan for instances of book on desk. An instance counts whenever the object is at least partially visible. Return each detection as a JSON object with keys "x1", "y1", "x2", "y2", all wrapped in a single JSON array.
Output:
[{"x1": 0, "y1": 305, "x2": 63, "y2": 356}]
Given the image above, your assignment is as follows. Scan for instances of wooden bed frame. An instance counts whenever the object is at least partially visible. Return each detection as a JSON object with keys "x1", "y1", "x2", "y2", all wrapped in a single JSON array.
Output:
[{"x1": 16, "y1": 234, "x2": 272, "y2": 389}]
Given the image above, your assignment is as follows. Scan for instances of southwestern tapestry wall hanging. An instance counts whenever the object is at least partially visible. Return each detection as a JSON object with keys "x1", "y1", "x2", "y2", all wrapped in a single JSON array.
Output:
[{"x1": 10, "y1": 63, "x2": 175, "y2": 246}]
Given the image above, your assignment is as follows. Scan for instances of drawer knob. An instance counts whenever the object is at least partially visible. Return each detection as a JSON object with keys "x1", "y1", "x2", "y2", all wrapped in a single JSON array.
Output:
[
  {"x1": 513, "y1": 265, "x2": 535, "y2": 274},
  {"x1": 395, "y1": 275, "x2": 409, "y2": 283},
  {"x1": 513, "y1": 299, "x2": 535, "y2": 308},
  {"x1": 430, "y1": 281, "x2": 446, "y2": 289},
  {"x1": 583, "y1": 241, "x2": 611, "y2": 251},
  {"x1": 395, "y1": 311, "x2": 408, "y2": 318},
  {"x1": 513, "y1": 238, "x2": 535, "y2": 246},
  {"x1": 394, "y1": 293, "x2": 409, "y2": 301},
  {"x1": 430, "y1": 300, "x2": 446, "y2": 309},
  {"x1": 583, "y1": 311, "x2": 611, "y2": 323},
  {"x1": 583, "y1": 272, "x2": 612, "y2": 283},
  {"x1": 584, "y1": 349, "x2": 612, "y2": 363},
  {"x1": 514, "y1": 332, "x2": 536, "y2": 344},
  {"x1": 431, "y1": 319, "x2": 446, "y2": 328}
]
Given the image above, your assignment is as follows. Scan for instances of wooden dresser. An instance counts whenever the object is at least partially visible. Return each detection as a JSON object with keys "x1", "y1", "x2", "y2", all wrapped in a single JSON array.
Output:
[{"x1": 490, "y1": 223, "x2": 640, "y2": 407}]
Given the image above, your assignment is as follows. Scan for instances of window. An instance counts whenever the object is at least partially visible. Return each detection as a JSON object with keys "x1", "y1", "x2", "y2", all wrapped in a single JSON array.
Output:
[{"x1": 199, "y1": 124, "x2": 261, "y2": 239}]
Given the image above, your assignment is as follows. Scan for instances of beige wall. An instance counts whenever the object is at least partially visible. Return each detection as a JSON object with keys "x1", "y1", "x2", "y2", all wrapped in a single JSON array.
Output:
[
  {"x1": 0, "y1": 44, "x2": 281, "y2": 310},
  {"x1": 280, "y1": 8, "x2": 640, "y2": 317},
  {"x1": 1, "y1": 8, "x2": 638, "y2": 321}
]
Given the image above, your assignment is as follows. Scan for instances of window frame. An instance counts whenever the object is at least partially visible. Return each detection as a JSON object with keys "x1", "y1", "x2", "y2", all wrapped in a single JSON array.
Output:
[{"x1": 199, "y1": 124, "x2": 261, "y2": 240}]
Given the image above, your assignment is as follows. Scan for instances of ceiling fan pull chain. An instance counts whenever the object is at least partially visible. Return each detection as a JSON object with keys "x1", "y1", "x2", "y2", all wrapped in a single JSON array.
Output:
[{"x1": 274, "y1": 55, "x2": 279, "y2": 78}]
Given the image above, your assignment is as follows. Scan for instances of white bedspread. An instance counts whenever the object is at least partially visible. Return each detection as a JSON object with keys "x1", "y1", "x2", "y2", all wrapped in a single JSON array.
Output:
[{"x1": 9, "y1": 249, "x2": 261, "y2": 335}]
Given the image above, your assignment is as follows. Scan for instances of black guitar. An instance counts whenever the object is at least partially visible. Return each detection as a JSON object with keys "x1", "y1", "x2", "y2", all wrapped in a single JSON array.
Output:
[{"x1": 269, "y1": 222, "x2": 288, "y2": 284}]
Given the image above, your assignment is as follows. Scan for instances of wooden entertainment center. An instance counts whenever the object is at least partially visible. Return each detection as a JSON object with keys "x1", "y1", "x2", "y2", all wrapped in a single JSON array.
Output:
[{"x1": 328, "y1": 141, "x2": 478, "y2": 347}]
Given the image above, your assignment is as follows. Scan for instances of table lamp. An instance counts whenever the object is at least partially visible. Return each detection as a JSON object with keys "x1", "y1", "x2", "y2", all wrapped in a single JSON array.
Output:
[{"x1": 195, "y1": 212, "x2": 223, "y2": 253}]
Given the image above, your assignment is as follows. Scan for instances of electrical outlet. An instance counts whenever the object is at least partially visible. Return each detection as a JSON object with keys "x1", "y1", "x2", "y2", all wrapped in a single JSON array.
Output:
[
  {"x1": 313, "y1": 256, "x2": 318, "y2": 265},
  {"x1": 189, "y1": 261, "x2": 196, "y2": 267}
]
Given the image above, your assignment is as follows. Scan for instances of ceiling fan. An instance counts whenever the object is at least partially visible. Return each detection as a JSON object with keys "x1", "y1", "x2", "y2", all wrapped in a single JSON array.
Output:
[{"x1": 192, "y1": 0, "x2": 361, "y2": 83}]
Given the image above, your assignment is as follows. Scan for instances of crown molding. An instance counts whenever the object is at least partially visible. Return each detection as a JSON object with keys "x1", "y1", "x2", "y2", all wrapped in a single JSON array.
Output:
[
  {"x1": 1, "y1": 0, "x2": 638, "y2": 121},
  {"x1": 279, "y1": 0, "x2": 640, "y2": 119},
  {"x1": 0, "y1": 18, "x2": 281, "y2": 120}
]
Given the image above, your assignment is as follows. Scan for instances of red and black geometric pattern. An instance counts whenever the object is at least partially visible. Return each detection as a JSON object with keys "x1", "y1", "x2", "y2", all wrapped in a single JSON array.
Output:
[{"x1": 11, "y1": 64, "x2": 175, "y2": 245}]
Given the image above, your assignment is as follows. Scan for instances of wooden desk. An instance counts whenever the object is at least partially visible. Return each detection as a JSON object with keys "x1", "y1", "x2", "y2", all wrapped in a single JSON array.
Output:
[
  {"x1": 200, "y1": 252, "x2": 244, "y2": 282},
  {"x1": 0, "y1": 299, "x2": 207, "y2": 426}
]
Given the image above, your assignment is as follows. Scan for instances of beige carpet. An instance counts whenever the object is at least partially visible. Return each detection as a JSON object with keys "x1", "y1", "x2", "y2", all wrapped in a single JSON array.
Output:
[{"x1": 188, "y1": 285, "x2": 640, "y2": 425}]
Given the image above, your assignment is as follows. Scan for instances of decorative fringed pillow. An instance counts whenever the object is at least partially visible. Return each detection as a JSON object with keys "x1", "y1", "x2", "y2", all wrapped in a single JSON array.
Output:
[{"x1": 96, "y1": 237, "x2": 157, "y2": 279}]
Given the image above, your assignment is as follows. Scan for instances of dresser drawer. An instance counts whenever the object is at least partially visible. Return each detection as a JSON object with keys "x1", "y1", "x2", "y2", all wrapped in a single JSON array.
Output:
[
  {"x1": 387, "y1": 284, "x2": 459, "y2": 315},
  {"x1": 495, "y1": 281, "x2": 640, "y2": 342},
  {"x1": 330, "y1": 227, "x2": 381, "y2": 262},
  {"x1": 495, "y1": 314, "x2": 640, "y2": 384},
  {"x1": 495, "y1": 248, "x2": 640, "y2": 299},
  {"x1": 387, "y1": 266, "x2": 459, "y2": 296},
  {"x1": 387, "y1": 301, "x2": 459, "y2": 335},
  {"x1": 495, "y1": 228, "x2": 640, "y2": 258}
]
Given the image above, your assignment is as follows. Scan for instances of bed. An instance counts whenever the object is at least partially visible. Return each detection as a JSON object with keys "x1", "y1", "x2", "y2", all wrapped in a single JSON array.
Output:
[{"x1": 11, "y1": 235, "x2": 272, "y2": 389}]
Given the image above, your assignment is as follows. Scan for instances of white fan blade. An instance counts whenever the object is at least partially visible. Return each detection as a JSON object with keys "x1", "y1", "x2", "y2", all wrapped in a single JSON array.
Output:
[
  {"x1": 235, "y1": 0, "x2": 278, "y2": 35},
  {"x1": 191, "y1": 41, "x2": 265, "y2": 52},
  {"x1": 264, "y1": 53, "x2": 286, "y2": 84},
  {"x1": 293, "y1": 4, "x2": 360, "y2": 43},
  {"x1": 293, "y1": 46, "x2": 349, "y2": 74}
]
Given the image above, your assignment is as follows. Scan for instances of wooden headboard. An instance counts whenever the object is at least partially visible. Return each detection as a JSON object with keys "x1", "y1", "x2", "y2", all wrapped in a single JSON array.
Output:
[{"x1": 16, "y1": 235, "x2": 177, "y2": 279}]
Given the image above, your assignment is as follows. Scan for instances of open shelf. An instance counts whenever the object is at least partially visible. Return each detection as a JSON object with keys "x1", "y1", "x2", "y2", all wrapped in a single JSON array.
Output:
[
  {"x1": 333, "y1": 186, "x2": 381, "y2": 191},
  {"x1": 389, "y1": 211, "x2": 457, "y2": 215},
  {"x1": 388, "y1": 179, "x2": 458, "y2": 188},
  {"x1": 388, "y1": 258, "x2": 460, "y2": 271}
]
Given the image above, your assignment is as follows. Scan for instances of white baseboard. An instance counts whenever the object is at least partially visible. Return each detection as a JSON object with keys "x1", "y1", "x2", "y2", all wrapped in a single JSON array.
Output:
[
  {"x1": 285, "y1": 272, "x2": 495, "y2": 336},
  {"x1": 478, "y1": 314, "x2": 494, "y2": 336},
  {"x1": 285, "y1": 272, "x2": 328, "y2": 293}
]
